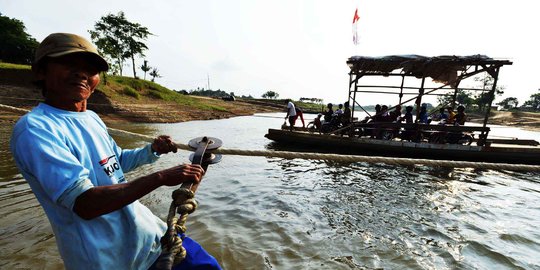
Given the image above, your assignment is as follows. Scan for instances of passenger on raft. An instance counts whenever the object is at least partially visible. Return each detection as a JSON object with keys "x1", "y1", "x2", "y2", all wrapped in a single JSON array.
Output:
[
  {"x1": 294, "y1": 106, "x2": 306, "y2": 128},
  {"x1": 432, "y1": 107, "x2": 448, "y2": 124},
  {"x1": 10, "y1": 33, "x2": 220, "y2": 270},
  {"x1": 454, "y1": 105, "x2": 467, "y2": 126},
  {"x1": 307, "y1": 113, "x2": 323, "y2": 131},
  {"x1": 284, "y1": 99, "x2": 297, "y2": 131},
  {"x1": 447, "y1": 106, "x2": 457, "y2": 124},
  {"x1": 323, "y1": 103, "x2": 334, "y2": 124},
  {"x1": 342, "y1": 101, "x2": 352, "y2": 127}
]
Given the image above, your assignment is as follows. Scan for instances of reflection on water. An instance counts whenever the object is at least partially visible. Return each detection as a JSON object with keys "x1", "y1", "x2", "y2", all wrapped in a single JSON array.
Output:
[{"x1": 1, "y1": 113, "x2": 540, "y2": 269}]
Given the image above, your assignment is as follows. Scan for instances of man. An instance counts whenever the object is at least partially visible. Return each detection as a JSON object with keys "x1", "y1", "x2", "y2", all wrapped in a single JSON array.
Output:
[
  {"x1": 389, "y1": 105, "x2": 401, "y2": 122},
  {"x1": 447, "y1": 106, "x2": 457, "y2": 124},
  {"x1": 10, "y1": 33, "x2": 219, "y2": 269},
  {"x1": 417, "y1": 103, "x2": 428, "y2": 124},
  {"x1": 284, "y1": 99, "x2": 297, "y2": 131},
  {"x1": 455, "y1": 105, "x2": 467, "y2": 126},
  {"x1": 323, "y1": 103, "x2": 334, "y2": 123},
  {"x1": 432, "y1": 107, "x2": 448, "y2": 123}
]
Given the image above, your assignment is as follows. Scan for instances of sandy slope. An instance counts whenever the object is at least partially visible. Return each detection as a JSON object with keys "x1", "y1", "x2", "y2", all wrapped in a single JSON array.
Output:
[
  {"x1": 0, "y1": 84, "x2": 281, "y2": 124},
  {"x1": 1, "y1": 84, "x2": 539, "y2": 132}
]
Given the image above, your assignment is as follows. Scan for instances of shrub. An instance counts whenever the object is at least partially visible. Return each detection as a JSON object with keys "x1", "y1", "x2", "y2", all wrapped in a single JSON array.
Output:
[
  {"x1": 148, "y1": 90, "x2": 164, "y2": 100},
  {"x1": 123, "y1": 86, "x2": 140, "y2": 99},
  {"x1": 129, "y1": 79, "x2": 144, "y2": 90}
]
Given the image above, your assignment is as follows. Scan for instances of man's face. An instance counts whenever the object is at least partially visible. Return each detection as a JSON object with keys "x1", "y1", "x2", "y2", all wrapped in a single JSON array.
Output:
[{"x1": 38, "y1": 53, "x2": 101, "y2": 103}]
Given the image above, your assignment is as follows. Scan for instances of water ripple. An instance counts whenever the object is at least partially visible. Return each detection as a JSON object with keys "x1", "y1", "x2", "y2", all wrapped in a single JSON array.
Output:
[{"x1": 2, "y1": 115, "x2": 540, "y2": 269}]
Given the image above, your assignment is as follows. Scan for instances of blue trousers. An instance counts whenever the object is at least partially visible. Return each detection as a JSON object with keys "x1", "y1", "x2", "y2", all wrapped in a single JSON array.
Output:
[{"x1": 149, "y1": 235, "x2": 221, "y2": 270}]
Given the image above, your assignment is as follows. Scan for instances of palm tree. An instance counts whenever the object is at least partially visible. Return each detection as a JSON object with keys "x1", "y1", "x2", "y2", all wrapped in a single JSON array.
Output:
[
  {"x1": 140, "y1": 60, "x2": 151, "y2": 80},
  {"x1": 149, "y1": 68, "x2": 161, "y2": 82}
]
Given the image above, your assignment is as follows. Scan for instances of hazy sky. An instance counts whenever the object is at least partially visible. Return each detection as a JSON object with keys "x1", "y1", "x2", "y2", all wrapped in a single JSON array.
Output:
[{"x1": 2, "y1": 0, "x2": 538, "y2": 105}]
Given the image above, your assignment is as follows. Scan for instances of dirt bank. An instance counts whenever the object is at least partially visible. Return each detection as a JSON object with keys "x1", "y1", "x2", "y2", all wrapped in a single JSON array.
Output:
[
  {"x1": 469, "y1": 111, "x2": 540, "y2": 132},
  {"x1": 0, "y1": 84, "x2": 281, "y2": 125},
  {"x1": 2, "y1": 83, "x2": 539, "y2": 131}
]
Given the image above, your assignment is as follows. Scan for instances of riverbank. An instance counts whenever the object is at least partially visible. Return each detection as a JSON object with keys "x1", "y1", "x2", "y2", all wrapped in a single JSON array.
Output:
[
  {"x1": 0, "y1": 84, "x2": 282, "y2": 125},
  {"x1": 0, "y1": 64, "x2": 285, "y2": 124},
  {"x1": 1, "y1": 64, "x2": 539, "y2": 130},
  {"x1": 468, "y1": 110, "x2": 540, "y2": 131}
]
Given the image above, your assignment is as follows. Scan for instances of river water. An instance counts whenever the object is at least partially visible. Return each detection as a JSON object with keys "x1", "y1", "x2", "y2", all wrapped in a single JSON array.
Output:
[{"x1": 1, "y1": 112, "x2": 540, "y2": 269}]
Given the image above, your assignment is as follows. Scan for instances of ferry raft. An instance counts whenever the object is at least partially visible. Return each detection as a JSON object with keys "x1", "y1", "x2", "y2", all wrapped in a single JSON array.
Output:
[{"x1": 265, "y1": 55, "x2": 540, "y2": 165}]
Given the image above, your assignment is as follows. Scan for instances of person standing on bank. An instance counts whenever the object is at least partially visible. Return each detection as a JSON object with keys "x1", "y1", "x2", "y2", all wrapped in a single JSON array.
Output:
[
  {"x1": 284, "y1": 99, "x2": 297, "y2": 131},
  {"x1": 10, "y1": 33, "x2": 220, "y2": 270}
]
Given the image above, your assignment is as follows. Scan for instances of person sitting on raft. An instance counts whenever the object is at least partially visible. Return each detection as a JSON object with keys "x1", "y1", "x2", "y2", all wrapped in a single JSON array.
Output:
[
  {"x1": 323, "y1": 103, "x2": 334, "y2": 124},
  {"x1": 446, "y1": 106, "x2": 457, "y2": 124},
  {"x1": 454, "y1": 105, "x2": 467, "y2": 126},
  {"x1": 432, "y1": 107, "x2": 448, "y2": 124},
  {"x1": 342, "y1": 101, "x2": 352, "y2": 127},
  {"x1": 307, "y1": 113, "x2": 323, "y2": 131}
]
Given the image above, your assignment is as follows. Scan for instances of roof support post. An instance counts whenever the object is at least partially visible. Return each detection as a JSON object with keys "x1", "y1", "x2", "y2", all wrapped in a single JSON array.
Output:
[
  {"x1": 350, "y1": 71, "x2": 371, "y2": 120},
  {"x1": 478, "y1": 66, "x2": 500, "y2": 146},
  {"x1": 415, "y1": 77, "x2": 426, "y2": 121},
  {"x1": 348, "y1": 72, "x2": 354, "y2": 117},
  {"x1": 349, "y1": 72, "x2": 358, "y2": 120},
  {"x1": 399, "y1": 75, "x2": 405, "y2": 104}
]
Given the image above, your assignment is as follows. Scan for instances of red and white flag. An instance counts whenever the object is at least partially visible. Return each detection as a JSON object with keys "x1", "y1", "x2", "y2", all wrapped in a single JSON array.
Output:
[{"x1": 352, "y1": 8, "x2": 360, "y2": 45}]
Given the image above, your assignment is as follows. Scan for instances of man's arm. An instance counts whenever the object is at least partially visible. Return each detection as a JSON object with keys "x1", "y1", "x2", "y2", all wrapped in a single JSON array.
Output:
[{"x1": 74, "y1": 164, "x2": 204, "y2": 220}]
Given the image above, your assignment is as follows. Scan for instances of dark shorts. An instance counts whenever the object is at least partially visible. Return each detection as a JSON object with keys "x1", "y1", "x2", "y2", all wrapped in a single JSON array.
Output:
[{"x1": 288, "y1": 116, "x2": 297, "y2": 126}]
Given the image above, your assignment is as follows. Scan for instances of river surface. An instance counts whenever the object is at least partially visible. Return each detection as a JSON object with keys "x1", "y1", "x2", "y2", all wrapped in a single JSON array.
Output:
[{"x1": 1, "y1": 112, "x2": 540, "y2": 269}]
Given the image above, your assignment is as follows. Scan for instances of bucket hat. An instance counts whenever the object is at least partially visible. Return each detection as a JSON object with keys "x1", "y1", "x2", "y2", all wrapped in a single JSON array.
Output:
[{"x1": 33, "y1": 33, "x2": 109, "y2": 72}]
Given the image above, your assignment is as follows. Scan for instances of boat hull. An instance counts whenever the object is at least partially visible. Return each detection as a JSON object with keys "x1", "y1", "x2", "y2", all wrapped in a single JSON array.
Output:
[{"x1": 265, "y1": 129, "x2": 540, "y2": 165}]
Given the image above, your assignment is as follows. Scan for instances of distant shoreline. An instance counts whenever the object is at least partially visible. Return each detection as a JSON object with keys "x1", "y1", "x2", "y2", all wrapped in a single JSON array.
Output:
[
  {"x1": 0, "y1": 83, "x2": 281, "y2": 125},
  {"x1": 1, "y1": 81, "x2": 539, "y2": 131}
]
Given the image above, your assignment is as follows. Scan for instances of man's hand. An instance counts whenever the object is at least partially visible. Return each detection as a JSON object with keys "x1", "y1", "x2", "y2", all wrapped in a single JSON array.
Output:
[
  {"x1": 158, "y1": 164, "x2": 205, "y2": 186},
  {"x1": 74, "y1": 164, "x2": 205, "y2": 219},
  {"x1": 152, "y1": 135, "x2": 177, "y2": 154}
]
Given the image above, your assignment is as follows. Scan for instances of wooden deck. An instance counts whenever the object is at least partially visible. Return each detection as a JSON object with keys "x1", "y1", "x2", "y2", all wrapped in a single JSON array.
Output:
[{"x1": 265, "y1": 128, "x2": 540, "y2": 165}]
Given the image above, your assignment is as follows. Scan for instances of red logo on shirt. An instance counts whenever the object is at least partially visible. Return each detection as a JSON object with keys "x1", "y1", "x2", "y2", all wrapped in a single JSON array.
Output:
[{"x1": 99, "y1": 155, "x2": 120, "y2": 177}]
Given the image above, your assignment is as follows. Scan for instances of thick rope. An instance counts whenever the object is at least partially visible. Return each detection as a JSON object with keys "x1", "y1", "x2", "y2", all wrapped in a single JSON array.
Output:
[
  {"x1": 3, "y1": 103, "x2": 540, "y2": 172},
  {"x1": 0, "y1": 103, "x2": 30, "y2": 115},
  {"x1": 154, "y1": 188, "x2": 198, "y2": 269},
  {"x1": 107, "y1": 127, "x2": 540, "y2": 172}
]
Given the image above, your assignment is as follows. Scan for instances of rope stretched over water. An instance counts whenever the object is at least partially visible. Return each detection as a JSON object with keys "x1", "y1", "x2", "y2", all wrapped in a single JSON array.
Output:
[
  {"x1": 107, "y1": 127, "x2": 540, "y2": 172},
  {"x1": 3, "y1": 103, "x2": 540, "y2": 172}
]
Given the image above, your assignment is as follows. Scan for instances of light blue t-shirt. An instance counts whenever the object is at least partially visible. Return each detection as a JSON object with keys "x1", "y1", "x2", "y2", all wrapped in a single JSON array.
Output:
[{"x1": 10, "y1": 103, "x2": 166, "y2": 270}]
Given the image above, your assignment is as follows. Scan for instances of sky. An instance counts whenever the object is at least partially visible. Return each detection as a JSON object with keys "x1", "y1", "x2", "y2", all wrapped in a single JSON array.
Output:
[{"x1": 2, "y1": 0, "x2": 539, "y2": 105}]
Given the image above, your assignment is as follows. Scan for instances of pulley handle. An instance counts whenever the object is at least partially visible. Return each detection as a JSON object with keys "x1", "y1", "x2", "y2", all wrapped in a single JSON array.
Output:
[{"x1": 180, "y1": 136, "x2": 222, "y2": 192}]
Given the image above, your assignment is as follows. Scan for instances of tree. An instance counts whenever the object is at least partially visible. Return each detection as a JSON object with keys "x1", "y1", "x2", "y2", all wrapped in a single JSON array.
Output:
[
  {"x1": 523, "y1": 89, "x2": 540, "y2": 110},
  {"x1": 0, "y1": 13, "x2": 39, "y2": 64},
  {"x1": 437, "y1": 90, "x2": 474, "y2": 109},
  {"x1": 262, "y1": 90, "x2": 279, "y2": 99},
  {"x1": 473, "y1": 74, "x2": 504, "y2": 112},
  {"x1": 140, "y1": 60, "x2": 151, "y2": 80},
  {"x1": 89, "y1": 12, "x2": 151, "y2": 78},
  {"x1": 149, "y1": 68, "x2": 161, "y2": 82},
  {"x1": 497, "y1": 97, "x2": 519, "y2": 110}
]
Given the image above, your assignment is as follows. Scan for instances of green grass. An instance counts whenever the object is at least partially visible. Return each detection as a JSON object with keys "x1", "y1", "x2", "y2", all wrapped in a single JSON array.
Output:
[
  {"x1": 250, "y1": 98, "x2": 324, "y2": 112},
  {"x1": 98, "y1": 75, "x2": 228, "y2": 111},
  {"x1": 122, "y1": 86, "x2": 140, "y2": 99},
  {"x1": 0, "y1": 64, "x2": 248, "y2": 114},
  {"x1": 0, "y1": 62, "x2": 31, "y2": 70}
]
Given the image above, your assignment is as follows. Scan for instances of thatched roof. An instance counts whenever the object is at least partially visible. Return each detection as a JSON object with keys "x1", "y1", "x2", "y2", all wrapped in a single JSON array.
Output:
[{"x1": 346, "y1": 55, "x2": 512, "y2": 85}]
